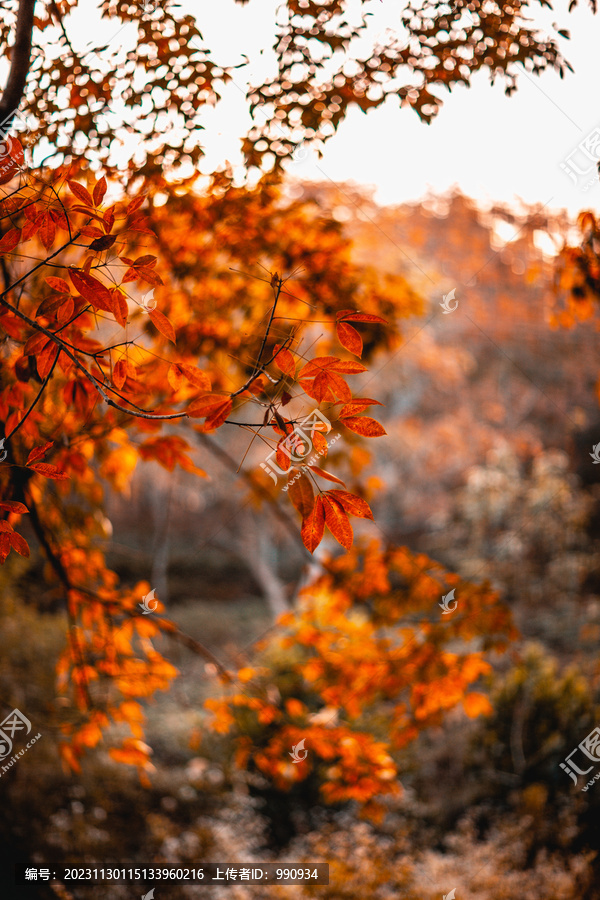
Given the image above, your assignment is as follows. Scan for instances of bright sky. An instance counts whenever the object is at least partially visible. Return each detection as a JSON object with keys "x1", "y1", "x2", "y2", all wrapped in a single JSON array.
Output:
[{"x1": 65, "y1": 0, "x2": 600, "y2": 217}]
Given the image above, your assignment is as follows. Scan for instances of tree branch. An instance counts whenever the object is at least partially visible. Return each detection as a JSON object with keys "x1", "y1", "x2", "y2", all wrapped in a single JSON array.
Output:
[{"x1": 0, "y1": 0, "x2": 36, "y2": 128}]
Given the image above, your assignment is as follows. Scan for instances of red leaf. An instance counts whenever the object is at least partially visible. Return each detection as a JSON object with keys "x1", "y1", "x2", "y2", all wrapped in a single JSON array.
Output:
[
  {"x1": 306, "y1": 371, "x2": 352, "y2": 403},
  {"x1": 68, "y1": 268, "x2": 113, "y2": 312},
  {"x1": 201, "y1": 398, "x2": 232, "y2": 432},
  {"x1": 301, "y1": 495, "x2": 325, "y2": 553},
  {"x1": 93, "y1": 176, "x2": 107, "y2": 207},
  {"x1": 307, "y1": 465, "x2": 346, "y2": 486},
  {"x1": 323, "y1": 496, "x2": 354, "y2": 550},
  {"x1": 26, "y1": 441, "x2": 54, "y2": 466},
  {"x1": 337, "y1": 312, "x2": 388, "y2": 324},
  {"x1": 89, "y1": 233, "x2": 117, "y2": 252},
  {"x1": 67, "y1": 180, "x2": 94, "y2": 207},
  {"x1": 300, "y1": 357, "x2": 367, "y2": 377},
  {"x1": 23, "y1": 332, "x2": 50, "y2": 356},
  {"x1": 0, "y1": 501, "x2": 28, "y2": 514},
  {"x1": 39, "y1": 213, "x2": 56, "y2": 250},
  {"x1": 126, "y1": 196, "x2": 146, "y2": 215},
  {"x1": 37, "y1": 342, "x2": 58, "y2": 380},
  {"x1": 327, "y1": 490, "x2": 374, "y2": 520},
  {"x1": 148, "y1": 307, "x2": 176, "y2": 343},
  {"x1": 0, "y1": 227, "x2": 21, "y2": 254},
  {"x1": 336, "y1": 322, "x2": 363, "y2": 357},
  {"x1": 45, "y1": 276, "x2": 71, "y2": 294},
  {"x1": 9, "y1": 531, "x2": 29, "y2": 557},
  {"x1": 111, "y1": 290, "x2": 129, "y2": 327},
  {"x1": 138, "y1": 266, "x2": 163, "y2": 286},
  {"x1": 287, "y1": 472, "x2": 315, "y2": 517},
  {"x1": 340, "y1": 416, "x2": 386, "y2": 437},
  {"x1": 113, "y1": 359, "x2": 127, "y2": 390},
  {"x1": 104, "y1": 206, "x2": 115, "y2": 232},
  {"x1": 29, "y1": 463, "x2": 69, "y2": 480},
  {"x1": 0, "y1": 534, "x2": 11, "y2": 564}
]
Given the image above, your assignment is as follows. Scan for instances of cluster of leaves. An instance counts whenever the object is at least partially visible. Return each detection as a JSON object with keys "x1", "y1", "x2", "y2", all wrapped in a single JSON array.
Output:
[
  {"x1": 243, "y1": 0, "x2": 575, "y2": 169},
  {"x1": 204, "y1": 539, "x2": 516, "y2": 819},
  {"x1": 0, "y1": 0, "x2": 591, "y2": 795},
  {"x1": 0, "y1": 148, "x2": 417, "y2": 772},
  {"x1": 2, "y1": 0, "x2": 581, "y2": 179}
]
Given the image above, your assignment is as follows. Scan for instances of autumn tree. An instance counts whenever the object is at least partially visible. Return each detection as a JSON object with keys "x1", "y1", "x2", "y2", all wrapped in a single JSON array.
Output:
[{"x1": 0, "y1": 0, "x2": 590, "y2": 794}]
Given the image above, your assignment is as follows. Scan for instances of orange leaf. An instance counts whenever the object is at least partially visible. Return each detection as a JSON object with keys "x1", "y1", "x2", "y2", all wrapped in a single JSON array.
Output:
[
  {"x1": 274, "y1": 345, "x2": 296, "y2": 377},
  {"x1": 336, "y1": 322, "x2": 363, "y2": 357},
  {"x1": 340, "y1": 416, "x2": 386, "y2": 437},
  {"x1": 93, "y1": 176, "x2": 107, "y2": 207},
  {"x1": 339, "y1": 398, "x2": 382, "y2": 417},
  {"x1": 323, "y1": 496, "x2": 354, "y2": 550},
  {"x1": 188, "y1": 393, "x2": 230, "y2": 418},
  {"x1": 179, "y1": 365, "x2": 211, "y2": 390},
  {"x1": 148, "y1": 307, "x2": 176, "y2": 343},
  {"x1": 301, "y1": 495, "x2": 325, "y2": 553},
  {"x1": 287, "y1": 471, "x2": 315, "y2": 517},
  {"x1": 327, "y1": 490, "x2": 373, "y2": 520},
  {"x1": 168, "y1": 363, "x2": 183, "y2": 391},
  {"x1": 307, "y1": 465, "x2": 345, "y2": 486},
  {"x1": 67, "y1": 180, "x2": 94, "y2": 207},
  {"x1": 113, "y1": 359, "x2": 127, "y2": 390}
]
